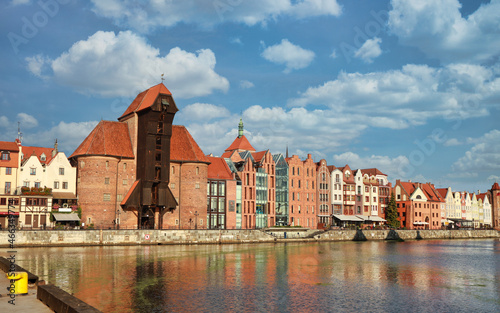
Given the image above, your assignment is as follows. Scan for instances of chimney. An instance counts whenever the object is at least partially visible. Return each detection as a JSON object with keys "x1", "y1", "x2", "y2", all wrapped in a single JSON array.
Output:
[{"x1": 52, "y1": 139, "x2": 58, "y2": 158}]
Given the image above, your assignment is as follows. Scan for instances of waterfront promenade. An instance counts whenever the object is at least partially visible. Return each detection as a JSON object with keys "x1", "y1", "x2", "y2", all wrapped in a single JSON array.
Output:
[
  {"x1": 0, "y1": 229, "x2": 498, "y2": 247},
  {"x1": 0, "y1": 267, "x2": 52, "y2": 312}
]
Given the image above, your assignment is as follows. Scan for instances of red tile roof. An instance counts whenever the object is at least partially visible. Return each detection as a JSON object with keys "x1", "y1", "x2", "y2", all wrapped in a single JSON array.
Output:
[
  {"x1": 207, "y1": 156, "x2": 233, "y2": 180},
  {"x1": 327, "y1": 165, "x2": 336, "y2": 172},
  {"x1": 421, "y1": 183, "x2": 443, "y2": 202},
  {"x1": 170, "y1": 125, "x2": 210, "y2": 163},
  {"x1": 436, "y1": 188, "x2": 448, "y2": 199},
  {"x1": 361, "y1": 168, "x2": 387, "y2": 177},
  {"x1": 119, "y1": 83, "x2": 173, "y2": 119},
  {"x1": 224, "y1": 135, "x2": 256, "y2": 152},
  {"x1": 70, "y1": 121, "x2": 134, "y2": 159},
  {"x1": 476, "y1": 193, "x2": 487, "y2": 202},
  {"x1": 400, "y1": 182, "x2": 415, "y2": 196},
  {"x1": 22, "y1": 146, "x2": 55, "y2": 165},
  {"x1": 0, "y1": 141, "x2": 19, "y2": 152},
  {"x1": 251, "y1": 151, "x2": 267, "y2": 163},
  {"x1": 492, "y1": 182, "x2": 500, "y2": 191}
]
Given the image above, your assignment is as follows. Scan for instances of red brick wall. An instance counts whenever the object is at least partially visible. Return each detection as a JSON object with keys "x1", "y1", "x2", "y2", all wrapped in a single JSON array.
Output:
[
  {"x1": 166, "y1": 162, "x2": 208, "y2": 229},
  {"x1": 76, "y1": 156, "x2": 137, "y2": 229},
  {"x1": 287, "y1": 154, "x2": 317, "y2": 229},
  {"x1": 226, "y1": 179, "x2": 237, "y2": 229}
]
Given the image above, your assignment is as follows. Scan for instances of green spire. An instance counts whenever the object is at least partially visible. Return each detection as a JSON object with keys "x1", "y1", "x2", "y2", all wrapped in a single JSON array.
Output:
[{"x1": 238, "y1": 118, "x2": 244, "y2": 138}]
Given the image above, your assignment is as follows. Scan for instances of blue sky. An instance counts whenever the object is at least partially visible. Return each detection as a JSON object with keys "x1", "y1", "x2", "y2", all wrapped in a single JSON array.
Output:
[{"x1": 1, "y1": 0, "x2": 499, "y2": 193}]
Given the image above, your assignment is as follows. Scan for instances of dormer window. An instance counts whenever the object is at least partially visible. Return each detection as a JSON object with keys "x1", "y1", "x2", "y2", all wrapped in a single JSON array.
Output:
[
  {"x1": 161, "y1": 98, "x2": 169, "y2": 110},
  {"x1": 40, "y1": 153, "x2": 46, "y2": 161},
  {"x1": 1, "y1": 151, "x2": 10, "y2": 160}
]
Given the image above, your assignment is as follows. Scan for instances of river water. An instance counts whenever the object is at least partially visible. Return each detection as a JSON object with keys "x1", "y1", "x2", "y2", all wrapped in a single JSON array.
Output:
[{"x1": 10, "y1": 239, "x2": 500, "y2": 312}]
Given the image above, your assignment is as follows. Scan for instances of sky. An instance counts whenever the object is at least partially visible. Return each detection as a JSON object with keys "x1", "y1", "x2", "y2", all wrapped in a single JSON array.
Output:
[{"x1": 1, "y1": 0, "x2": 499, "y2": 193}]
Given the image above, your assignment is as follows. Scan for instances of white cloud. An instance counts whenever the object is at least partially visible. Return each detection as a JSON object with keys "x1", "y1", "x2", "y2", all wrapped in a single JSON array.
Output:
[
  {"x1": 452, "y1": 129, "x2": 500, "y2": 174},
  {"x1": 10, "y1": 0, "x2": 30, "y2": 6},
  {"x1": 179, "y1": 104, "x2": 366, "y2": 158},
  {"x1": 177, "y1": 103, "x2": 230, "y2": 121},
  {"x1": 261, "y1": 39, "x2": 315, "y2": 73},
  {"x1": 444, "y1": 138, "x2": 462, "y2": 146},
  {"x1": 0, "y1": 116, "x2": 9, "y2": 128},
  {"x1": 330, "y1": 49, "x2": 337, "y2": 59},
  {"x1": 231, "y1": 37, "x2": 243, "y2": 45},
  {"x1": 25, "y1": 54, "x2": 48, "y2": 78},
  {"x1": 28, "y1": 31, "x2": 229, "y2": 98},
  {"x1": 240, "y1": 80, "x2": 255, "y2": 89},
  {"x1": 354, "y1": 37, "x2": 382, "y2": 63},
  {"x1": 488, "y1": 175, "x2": 500, "y2": 182},
  {"x1": 388, "y1": 0, "x2": 500, "y2": 64},
  {"x1": 17, "y1": 113, "x2": 38, "y2": 129},
  {"x1": 288, "y1": 63, "x2": 499, "y2": 129},
  {"x1": 90, "y1": 0, "x2": 342, "y2": 32},
  {"x1": 22, "y1": 121, "x2": 99, "y2": 154},
  {"x1": 332, "y1": 152, "x2": 410, "y2": 180}
]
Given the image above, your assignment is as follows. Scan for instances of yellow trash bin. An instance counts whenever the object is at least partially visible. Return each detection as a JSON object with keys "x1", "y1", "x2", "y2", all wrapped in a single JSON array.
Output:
[{"x1": 6, "y1": 271, "x2": 28, "y2": 295}]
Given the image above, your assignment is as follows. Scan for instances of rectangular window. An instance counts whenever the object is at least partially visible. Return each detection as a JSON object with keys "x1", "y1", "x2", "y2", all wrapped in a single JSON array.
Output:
[
  {"x1": 5, "y1": 182, "x2": 11, "y2": 194},
  {"x1": 1, "y1": 152, "x2": 10, "y2": 160},
  {"x1": 219, "y1": 198, "x2": 225, "y2": 213},
  {"x1": 30, "y1": 168, "x2": 36, "y2": 175},
  {"x1": 195, "y1": 183, "x2": 200, "y2": 189},
  {"x1": 105, "y1": 177, "x2": 110, "y2": 185},
  {"x1": 23, "y1": 181, "x2": 29, "y2": 188},
  {"x1": 211, "y1": 181, "x2": 217, "y2": 195},
  {"x1": 0, "y1": 198, "x2": 5, "y2": 205},
  {"x1": 123, "y1": 179, "x2": 127, "y2": 185},
  {"x1": 62, "y1": 182, "x2": 68, "y2": 189},
  {"x1": 59, "y1": 168, "x2": 64, "y2": 175},
  {"x1": 54, "y1": 181, "x2": 59, "y2": 189},
  {"x1": 6, "y1": 167, "x2": 12, "y2": 175},
  {"x1": 35, "y1": 182, "x2": 41, "y2": 188},
  {"x1": 103, "y1": 193, "x2": 111, "y2": 201},
  {"x1": 218, "y1": 181, "x2": 225, "y2": 196}
]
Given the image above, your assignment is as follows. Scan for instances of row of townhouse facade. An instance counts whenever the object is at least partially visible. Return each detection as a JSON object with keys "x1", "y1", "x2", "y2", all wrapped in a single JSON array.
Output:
[
  {"x1": 4, "y1": 83, "x2": 500, "y2": 231},
  {"x1": 0, "y1": 139, "x2": 77, "y2": 229}
]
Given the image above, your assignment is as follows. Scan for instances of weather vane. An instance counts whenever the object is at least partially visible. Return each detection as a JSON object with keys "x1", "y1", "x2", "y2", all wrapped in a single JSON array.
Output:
[{"x1": 161, "y1": 73, "x2": 165, "y2": 83}]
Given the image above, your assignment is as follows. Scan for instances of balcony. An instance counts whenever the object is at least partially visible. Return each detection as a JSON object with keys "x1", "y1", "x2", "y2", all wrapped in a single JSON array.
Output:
[{"x1": 20, "y1": 187, "x2": 52, "y2": 196}]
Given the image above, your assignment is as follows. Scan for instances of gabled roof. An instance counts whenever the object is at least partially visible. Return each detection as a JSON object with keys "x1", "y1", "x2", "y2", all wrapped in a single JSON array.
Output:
[
  {"x1": 170, "y1": 125, "x2": 210, "y2": 163},
  {"x1": 119, "y1": 83, "x2": 175, "y2": 119},
  {"x1": 251, "y1": 150, "x2": 268, "y2": 163},
  {"x1": 361, "y1": 168, "x2": 387, "y2": 177},
  {"x1": 327, "y1": 165, "x2": 337, "y2": 172},
  {"x1": 399, "y1": 182, "x2": 415, "y2": 197},
  {"x1": 22, "y1": 146, "x2": 55, "y2": 165},
  {"x1": 436, "y1": 188, "x2": 448, "y2": 199},
  {"x1": 421, "y1": 183, "x2": 443, "y2": 202},
  {"x1": 224, "y1": 135, "x2": 256, "y2": 152},
  {"x1": 207, "y1": 156, "x2": 234, "y2": 180},
  {"x1": 70, "y1": 121, "x2": 134, "y2": 159},
  {"x1": 0, "y1": 141, "x2": 19, "y2": 152}
]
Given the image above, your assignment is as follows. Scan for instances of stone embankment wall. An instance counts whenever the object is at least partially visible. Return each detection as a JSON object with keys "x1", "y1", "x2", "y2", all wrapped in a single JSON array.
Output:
[
  {"x1": 314, "y1": 229, "x2": 500, "y2": 241},
  {"x1": 0, "y1": 229, "x2": 275, "y2": 247},
  {"x1": 0, "y1": 229, "x2": 498, "y2": 247}
]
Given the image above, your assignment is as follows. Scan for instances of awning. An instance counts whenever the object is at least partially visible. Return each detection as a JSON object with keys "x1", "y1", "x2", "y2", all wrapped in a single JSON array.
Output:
[
  {"x1": 0, "y1": 212, "x2": 19, "y2": 216},
  {"x1": 356, "y1": 215, "x2": 386, "y2": 222},
  {"x1": 413, "y1": 221, "x2": 429, "y2": 225},
  {"x1": 52, "y1": 213, "x2": 80, "y2": 222},
  {"x1": 441, "y1": 219, "x2": 454, "y2": 224},
  {"x1": 332, "y1": 214, "x2": 364, "y2": 222},
  {"x1": 52, "y1": 192, "x2": 77, "y2": 200}
]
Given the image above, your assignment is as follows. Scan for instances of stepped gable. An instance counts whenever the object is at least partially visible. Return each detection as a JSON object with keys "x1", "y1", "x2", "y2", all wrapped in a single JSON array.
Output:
[
  {"x1": 119, "y1": 83, "x2": 175, "y2": 119},
  {"x1": 170, "y1": 125, "x2": 210, "y2": 163},
  {"x1": 69, "y1": 121, "x2": 134, "y2": 159},
  {"x1": 207, "y1": 156, "x2": 233, "y2": 180}
]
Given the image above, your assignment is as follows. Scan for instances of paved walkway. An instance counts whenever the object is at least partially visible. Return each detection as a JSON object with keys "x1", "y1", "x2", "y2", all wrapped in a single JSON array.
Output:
[{"x1": 0, "y1": 268, "x2": 53, "y2": 312}]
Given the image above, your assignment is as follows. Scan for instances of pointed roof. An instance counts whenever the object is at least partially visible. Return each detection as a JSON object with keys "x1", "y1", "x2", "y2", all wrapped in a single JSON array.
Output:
[
  {"x1": 119, "y1": 83, "x2": 175, "y2": 119},
  {"x1": 70, "y1": 121, "x2": 134, "y2": 159},
  {"x1": 170, "y1": 125, "x2": 210, "y2": 163},
  {"x1": 251, "y1": 150, "x2": 268, "y2": 163},
  {"x1": 207, "y1": 156, "x2": 234, "y2": 180},
  {"x1": 22, "y1": 146, "x2": 56, "y2": 165},
  {"x1": 492, "y1": 182, "x2": 500, "y2": 191},
  {"x1": 224, "y1": 135, "x2": 256, "y2": 152},
  {"x1": 436, "y1": 188, "x2": 448, "y2": 199},
  {"x1": 360, "y1": 168, "x2": 387, "y2": 177}
]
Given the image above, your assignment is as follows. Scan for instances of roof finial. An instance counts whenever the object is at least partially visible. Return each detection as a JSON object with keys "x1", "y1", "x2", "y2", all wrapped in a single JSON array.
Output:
[
  {"x1": 238, "y1": 118, "x2": 244, "y2": 138},
  {"x1": 161, "y1": 73, "x2": 165, "y2": 83}
]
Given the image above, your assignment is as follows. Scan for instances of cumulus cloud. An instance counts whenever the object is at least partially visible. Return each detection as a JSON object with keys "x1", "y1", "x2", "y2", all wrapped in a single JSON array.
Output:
[
  {"x1": 332, "y1": 152, "x2": 410, "y2": 180},
  {"x1": 21, "y1": 121, "x2": 99, "y2": 154},
  {"x1": 177, "y1": 103, "x2": 230, "y2": 121},
  {"x1": 90, "y1": 0, "x2": 342, "y2": 32},
  {"x1": 25, "y1": 54, "x2": 49, "y2": 78},
  {"x1": 240, "y1": 80, "x2": 255, "y2": 89},
  {"x1": 452, "y1": 129, "x2": 500, "y2": 174},
  {"x1": 261, "y1": 39, "x2": 315, "y2": 73},
  {"x1": 288, "y1": 63, "x2": 499, "y2": 128},
  {"x1": 17, "y1": 113, "x2": 38, "y2": 129},
  {"x1": 0, "y1": 116, "x2": 9, "y2": 128},
  {"x1": 178, "y1": 104, "x2": 366, "y2": 158},
  {"x1": 443, "y1": 138, "x2": 462, "y2": 146},
  {"x1": 354, "y1": 37, "x2": 382, "y2": 63},
  {"x1": 27, "y1": 31, "x2": 229, "y2": 98},
  {"x1": 388, "y1": 0, "x2": 500, "y2": 64}
]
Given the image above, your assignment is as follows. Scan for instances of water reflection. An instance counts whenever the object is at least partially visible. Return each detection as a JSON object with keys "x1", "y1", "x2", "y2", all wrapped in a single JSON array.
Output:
[{"x1": 5, "y1": 240, "x2": 500, "y2": 312}]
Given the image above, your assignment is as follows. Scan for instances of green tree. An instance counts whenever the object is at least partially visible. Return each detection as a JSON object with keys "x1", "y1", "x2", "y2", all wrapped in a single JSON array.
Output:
[{"x1": 386, "y1": 192, "x2": 399, "y2": 228}]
